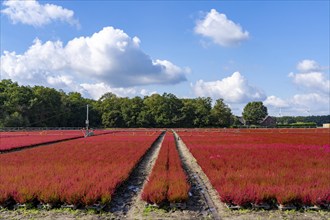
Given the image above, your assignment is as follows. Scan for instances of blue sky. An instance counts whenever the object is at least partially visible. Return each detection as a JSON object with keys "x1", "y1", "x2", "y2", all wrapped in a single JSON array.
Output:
[{"x1": 1, "y1": 0, "x2": 329, "y2": 116}]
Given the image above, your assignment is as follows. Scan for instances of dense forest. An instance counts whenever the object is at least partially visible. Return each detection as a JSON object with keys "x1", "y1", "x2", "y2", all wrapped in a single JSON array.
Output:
[{"x1": 0, "y1": 79, "x2": 329, "y2": 128}]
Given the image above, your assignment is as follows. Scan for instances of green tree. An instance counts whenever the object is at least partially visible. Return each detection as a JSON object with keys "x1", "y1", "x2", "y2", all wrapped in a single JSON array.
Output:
[
  {"x1": 242, "y1": 101, "x2": 268, "y2": 125},
  {"x1": 2, "y1": 112, "x2": 29, "y2": 127},
  {"x1": 60, "y1": 92, "x2": 88, "y2": 127},
  {"x1": 210, "y1": 99, "x2": 233, "y2": 127},
  {"x1": 98, "y1": 92, "x2": 125, "y2": 128},
  {"x1": 180, "y1": 99, "x2": 196, "y2": 128},
  {"x1": 138, "y1": 93, "x2": 184, "y2": 128},
  {"x1": 180, "y1": 97, "x2": 212, "y2": 128},
  {"x1": 161, "y1": 93, "x2": 184, "y2": 127},
  {"x1": 29, "y1": 86, "x2": 63, "y2": 127},
  {"x1": 192, "y1": 97, "x2": 212, "y2": 127},
  {"x1": 142, "y1": 94, "x2": 165, "y2": 127},
  {"x1": 121, "y1": 97, "x2": 143, "y2": 127},
  {"x1": 0, "y1": 79, "x2": 102, "y2": 128},
  {"x1": 0, "y1": 80, "x2": 32, "y2": 127}
]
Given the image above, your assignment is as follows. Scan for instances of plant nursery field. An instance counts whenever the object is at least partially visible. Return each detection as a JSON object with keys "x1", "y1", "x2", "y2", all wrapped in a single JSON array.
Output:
[
  {"x1": 0, "y1": 131, "x2": 161, "y2": 207},
  {"x1": 178, "y1": 128, "x2": 330, "y2": 209},
  {"x1": 0, "y1": 128, "x2": 329, "y2": 220}
]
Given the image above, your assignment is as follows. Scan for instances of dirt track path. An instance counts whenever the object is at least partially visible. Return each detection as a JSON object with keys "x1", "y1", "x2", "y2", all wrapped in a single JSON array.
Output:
[
  {"x1": 124, "y1": 131, "x2": 164, "y2": 219},
  {"x1": 106, "y1": 131, "x2": 166, "y2": 218},
  {"x1": 127, "y1": 131, "x2": 217, "y2": 220},
  {"x1": 173, "y1": 130, "x2": 225, "y2": 220}
]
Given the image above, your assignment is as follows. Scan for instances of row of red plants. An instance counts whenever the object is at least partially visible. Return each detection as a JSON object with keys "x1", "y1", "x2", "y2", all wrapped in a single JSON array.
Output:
[
  {"x1": 0, "y1": 131, "x2": 161, "y2": 207},
  {"x1": 142, "y1": 132, "x2": 190, "y2": 205},
  {"x1": 0, "y1": 129, "x2": 113, "y2": 151},
  {"x1": 178, "y1": 128, "x2": 330, "y2": 208}
]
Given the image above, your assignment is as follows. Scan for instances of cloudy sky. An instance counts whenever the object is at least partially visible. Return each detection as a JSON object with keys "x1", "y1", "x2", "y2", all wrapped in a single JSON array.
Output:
[{"x1": 1, "y1": 1, "x2": 329, "y2": 116}]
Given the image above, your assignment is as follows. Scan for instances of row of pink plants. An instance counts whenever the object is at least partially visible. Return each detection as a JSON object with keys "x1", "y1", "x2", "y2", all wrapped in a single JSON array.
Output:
[
  {"x1": 0, "y1": 129, "x2": 114, "y2": 151},
  {"x1": 0, "y1": 131, "x2": 161, "y2": 207},
  {"x1": 142, "y1": 132, "x2": 190, "y2": 205},
  {"x1": 177, "y1": 128, "x2": 330, "y2": 208}
]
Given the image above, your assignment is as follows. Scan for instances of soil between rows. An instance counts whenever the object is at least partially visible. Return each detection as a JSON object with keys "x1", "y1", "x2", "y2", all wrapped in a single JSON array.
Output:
[
  {"x1": 1, "y1": 207, "x2": 328, "y2": 220},
  {"x1": 173, "y1": 130, "x2": 223, "y2": 220},
  {"x1": 106, "y1": 131, "x2": 166, "y2": 217},
  {"x1": 125, "y1": 130, "x2": 220, "y2": 220}
]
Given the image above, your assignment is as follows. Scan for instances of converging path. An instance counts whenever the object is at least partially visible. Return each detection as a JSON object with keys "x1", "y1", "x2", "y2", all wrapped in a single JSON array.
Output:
[
  {"x1": 128, "y1": 130, "x2": 218, "y2": 219},
  {"x1": 107, "y1": 131, "x2": 166, "y2": 217},
  {"x1": 173, "y1": 130, "x2": 224, "y2": 220}
]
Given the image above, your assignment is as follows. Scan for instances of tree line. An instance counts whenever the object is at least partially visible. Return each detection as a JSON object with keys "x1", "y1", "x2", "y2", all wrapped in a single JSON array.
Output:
[
  {"x1": 276, "y1": 115, "x2": 330, "y2": 127},
  {"x1": 1, "y1": 79, "x2": 328, "y2": 128}
]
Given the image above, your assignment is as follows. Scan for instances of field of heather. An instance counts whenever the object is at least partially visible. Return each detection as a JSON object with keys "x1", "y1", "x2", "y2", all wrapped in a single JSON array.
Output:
[
  {"x1": 0, "y1": 131, "x2": 161, "y2": 207},
  {"x1": 178, "y1": 128, "x2": 330, "y2": 209},
  {"x1": 0, "y1": 128, "x2": 329, "y2": 220}
]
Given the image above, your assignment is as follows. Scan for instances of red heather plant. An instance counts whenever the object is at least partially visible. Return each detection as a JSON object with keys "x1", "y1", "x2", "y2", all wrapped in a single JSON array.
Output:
[
  {"x1": 142, "y1": 176, "x2": 168, "y2": 204},
  {"x1": 178, "y1": 129, "x2": 330, "y2": 207},
  {"x1": 0, "y1": 131, "x2": 161, "y2": 206},
  {"x1": 142, "y1": 136, "x2": 169, "y2": 204},
  {"x1": 142, "y1": 132, "x2": 190, "y2": 205},
  {"x1": 0, "y1": 130, "x2": 84, "y2": 151},
  {"x1": 167, "y1": 168, "x2": 190, "y2": 203},
  {"x1": 0, "y1": 190, "x2": 8, "y2": 205}
]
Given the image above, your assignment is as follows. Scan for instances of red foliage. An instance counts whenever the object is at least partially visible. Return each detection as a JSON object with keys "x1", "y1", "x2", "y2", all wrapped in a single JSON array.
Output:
[
  {"x1": 178, "y1": 128, "x2": 330, "y2": 207},
  {"x1": 0, "y1": 130, "x2": 114, "y2": 151},
  {"x1": 142, "y1": 132, "x2": 190, "y2": 204},
  {"x1": 0, "y1": 131, "x2": 161, "y2": 206},
  {"x1": 0, "y1": 130, "x2": 81, "y2": 151}
]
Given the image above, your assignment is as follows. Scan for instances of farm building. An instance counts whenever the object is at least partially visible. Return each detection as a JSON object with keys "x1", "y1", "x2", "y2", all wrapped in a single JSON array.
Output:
[
  {"x1": 235, "y1": 116, "x2": 276, "y2": 127},
  {"x1": 323, "y1": 123, "x2": 330, "y2": 128},
  {"x1": 260, "y1": 116, "x2": 277, "y2": 127}
]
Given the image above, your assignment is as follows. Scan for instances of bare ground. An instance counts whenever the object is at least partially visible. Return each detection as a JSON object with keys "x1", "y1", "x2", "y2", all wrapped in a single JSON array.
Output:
[
  {"x1": 1, "y1": 208, "x2": 329, "y2": 220},
  {"x1": 173, "y1": 130, "x2": 224, "y2": 220}
]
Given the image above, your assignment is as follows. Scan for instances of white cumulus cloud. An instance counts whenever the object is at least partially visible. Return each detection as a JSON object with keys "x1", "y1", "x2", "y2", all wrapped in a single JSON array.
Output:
[
  {"x1": 290, "y1": 93, "x2": 330, "y2": 115},
  {"x1": 289, "y1": 72, "x2": 330, "y2": 94},
  {"x1": 289, "y1": 60, "x2": 329, "y2": 94},
  {"x1": 1, "y1": 0, "x2": 79, "y2": 27},
  {"x1": 264, "y1": 93, "x2": 329, "y2": 116},
  {"x1": 265, "y1": 59, "x2": 330, "y2": 116},
  {"x1": 140, "y1": 89, "x2": 157, "y2": 97},
  {"x1": 291, "y1": 93, "x2": 329, "y2": 106},
  {"x1": 296, "y1": 59, "x2": 321, "y2": 72},
  {"x1": 80, "y1": 83, "x2": 136, "y2": 100},
  {"x1": 80, "y1": 83, "x2": 156, "y2": 100},
  {"x1": 264, "y1": 95, "x2": 289, "y2": 108},
  {"x1": 195, "y1": 9, "x2": 249, "y2": 47},
  {"x1": 192, "y1": 72, "x2": 265, "y2": 103},
  {"x1": 1, "y1": 26, "x2": 188, "y2": 88}
]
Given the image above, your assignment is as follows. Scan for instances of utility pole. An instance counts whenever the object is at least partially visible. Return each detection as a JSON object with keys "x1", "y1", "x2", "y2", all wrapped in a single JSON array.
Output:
[{"x1": 85, "y1": 104, "x2": 89, "y2": 137}]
